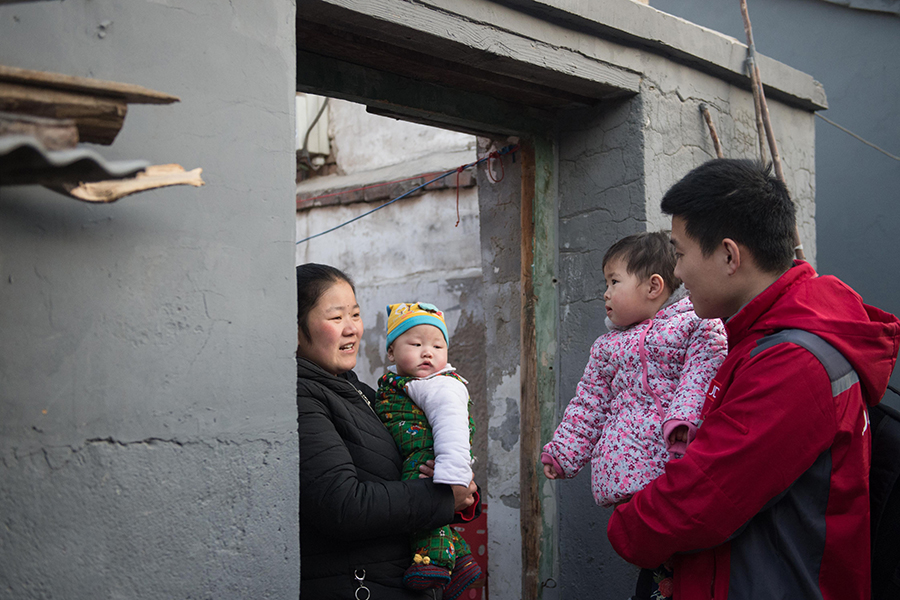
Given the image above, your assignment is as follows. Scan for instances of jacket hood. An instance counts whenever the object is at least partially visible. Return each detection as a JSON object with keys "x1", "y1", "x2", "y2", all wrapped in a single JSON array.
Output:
[{"x1": 728, "y1": 261, "x2": 900, "y2": 406}]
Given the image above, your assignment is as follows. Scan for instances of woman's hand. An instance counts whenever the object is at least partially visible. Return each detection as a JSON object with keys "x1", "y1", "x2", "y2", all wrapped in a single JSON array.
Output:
[
  {"x1": 418, "y1": 459, "x2": 436, "y2": 478},
  {"x1": 420, "y1": 460, "x2": 477, "y2": 511},
  {"x1": 451, "y1": 480, "x2": 478, "y2": 512}
]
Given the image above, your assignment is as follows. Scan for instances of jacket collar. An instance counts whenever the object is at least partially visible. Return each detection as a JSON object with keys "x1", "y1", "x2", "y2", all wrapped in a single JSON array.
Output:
[{"x1": 724, "y1": 261, "x2": 814, "y2": 345}]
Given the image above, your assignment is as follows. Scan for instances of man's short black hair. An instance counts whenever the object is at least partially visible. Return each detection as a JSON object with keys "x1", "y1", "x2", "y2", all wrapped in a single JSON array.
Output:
[
  {"x1": 602, "y1": 231, "x2": 681, "y2": 293},
  {"x1": 660, "y1": 159, "x2": 796, "y2": 273}
]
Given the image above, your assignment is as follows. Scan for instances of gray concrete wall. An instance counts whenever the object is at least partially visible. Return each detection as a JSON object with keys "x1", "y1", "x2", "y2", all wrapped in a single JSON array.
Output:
[
  {"x1": 0, "y1": 1, "x2": 299, "y2": 598},
  {"x1": 556, "y1": 95, "x2": 646, "y2": 599},
  {"x1": 652, "y1": 0, "x2": 900, "y2": 401},
  {"x1": 553, "y1": 48, "x2": 817, "y2": 596}
]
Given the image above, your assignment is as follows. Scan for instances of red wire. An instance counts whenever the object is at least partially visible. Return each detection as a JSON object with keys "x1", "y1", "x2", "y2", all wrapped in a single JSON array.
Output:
[
  {"x1": 487, "y1": 151, "x2": 504, "y2": 183},
  {"x1": 455, "y1": 166, "x2": 464, "y2": 227}
]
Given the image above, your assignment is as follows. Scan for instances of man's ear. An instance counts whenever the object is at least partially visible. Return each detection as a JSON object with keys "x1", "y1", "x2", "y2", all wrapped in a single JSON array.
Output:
[
  {"x1": 647, "y1": 273, "x2": 666, "y2": 300},
  {"x1": 722, "y1": 238, "x2": 742, "y2": 275}
]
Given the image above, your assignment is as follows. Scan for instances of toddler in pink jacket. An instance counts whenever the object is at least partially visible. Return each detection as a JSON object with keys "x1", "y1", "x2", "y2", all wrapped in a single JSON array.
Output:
[{"x1": 542, "y1": 231, "x2": 726, "y2": 598}]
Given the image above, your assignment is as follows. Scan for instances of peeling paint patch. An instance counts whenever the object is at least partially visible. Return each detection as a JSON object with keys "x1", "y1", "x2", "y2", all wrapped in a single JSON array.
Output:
[
  {"x1": 488, "y1": 397, "x2": 520, "y2": 452},
  {"x1": 500, "y1": 493, "x2": 521, "y2": 509}
]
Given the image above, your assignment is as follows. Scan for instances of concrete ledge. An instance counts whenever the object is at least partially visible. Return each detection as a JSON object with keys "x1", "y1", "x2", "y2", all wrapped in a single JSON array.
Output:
[
  {"x1": 303, "y1": 0, "x2": 826, "y2": 111},
  {"x1": 496, "y1": 0, "x2": 828, "y2": 110}
]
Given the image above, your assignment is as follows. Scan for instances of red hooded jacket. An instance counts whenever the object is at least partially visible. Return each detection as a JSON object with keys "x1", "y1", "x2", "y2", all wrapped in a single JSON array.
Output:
[{"x1": 608, "y1": 261, "x2": 900, "y2": 600}]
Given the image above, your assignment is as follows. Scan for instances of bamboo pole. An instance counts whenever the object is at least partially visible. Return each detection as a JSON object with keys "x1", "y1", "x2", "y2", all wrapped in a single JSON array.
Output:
[
  {"x1": 740, "y1": 1, "x2": 768, "y2": 164},
  {"x1": 700, "y1": 104, "x2": 724, "y2": 159},
  {"x1": 739, "y1": 0, "x2": 805, "y2": 260}
]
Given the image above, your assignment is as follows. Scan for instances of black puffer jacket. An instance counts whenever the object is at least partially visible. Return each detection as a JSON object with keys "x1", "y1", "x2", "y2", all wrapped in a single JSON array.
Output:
[{"x1": 298, "y1": 358, "x2": 455, "y2": 599}]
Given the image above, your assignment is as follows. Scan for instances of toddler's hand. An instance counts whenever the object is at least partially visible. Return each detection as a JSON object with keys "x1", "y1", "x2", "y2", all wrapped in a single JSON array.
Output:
[
  {"x1": 543, "y1": 463, "x2": 562, "y2": 480},
  {"x1": 613, "y1": 494, "x2": 633, "y2": 506},
  {"x1": 668, "y1": 425, "x2": 689, "y2": 446}
]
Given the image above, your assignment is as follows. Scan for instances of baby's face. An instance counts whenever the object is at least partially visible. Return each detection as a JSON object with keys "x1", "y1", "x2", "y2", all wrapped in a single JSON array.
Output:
[{"x1": 388, "y1": 324, "x2": 448, "y2": 378}]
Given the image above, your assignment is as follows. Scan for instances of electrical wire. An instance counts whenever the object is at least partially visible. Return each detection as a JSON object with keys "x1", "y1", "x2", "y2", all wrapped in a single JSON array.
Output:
[
  {"x1": 816, "y1": 113, "x2": 900, "y2": 162},
  {"x1": 296, "y1": 144, "x2": 518, "y2": 245}
]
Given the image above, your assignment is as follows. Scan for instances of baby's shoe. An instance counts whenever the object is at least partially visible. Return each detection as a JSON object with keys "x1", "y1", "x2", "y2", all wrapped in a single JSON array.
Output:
[
  {"x1": 442, "y1": 554, "x2": 482, "y2": 600},
  {"x1": 403, "y1": 554, "x2": 451, "y2": 590}
]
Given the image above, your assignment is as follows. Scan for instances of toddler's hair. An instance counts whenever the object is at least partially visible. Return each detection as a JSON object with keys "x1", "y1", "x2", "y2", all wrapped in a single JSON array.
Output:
[{"x1": 602, "y1": 231, "x2": 681, "y2": 293}]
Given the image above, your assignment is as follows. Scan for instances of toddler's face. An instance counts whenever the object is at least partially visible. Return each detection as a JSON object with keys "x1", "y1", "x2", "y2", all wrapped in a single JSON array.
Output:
[
  {"x1": 603, "y1": 257, "x2": 652, "y2": 328},
  {"x1": 388, "y1": 324, "x2": 448, "y2": 378}
]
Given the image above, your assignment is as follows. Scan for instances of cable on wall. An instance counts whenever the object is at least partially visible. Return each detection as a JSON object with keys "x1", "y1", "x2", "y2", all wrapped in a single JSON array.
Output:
[{"x1": 296, "y1": 144, "x2": 519, "y2": 245}]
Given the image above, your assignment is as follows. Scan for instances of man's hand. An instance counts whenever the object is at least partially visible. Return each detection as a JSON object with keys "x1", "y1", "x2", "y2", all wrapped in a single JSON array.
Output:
[
  {"x1": 668, "y1": 425, "x2": 689, "y2": 446},
  {"x1": 419, "y1": 460, "x2": 476, "y2": 511}
]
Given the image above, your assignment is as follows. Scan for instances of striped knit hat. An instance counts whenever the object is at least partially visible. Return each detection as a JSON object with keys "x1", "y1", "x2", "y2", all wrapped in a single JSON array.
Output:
[{"x1": 385, "y1": 302, "x2": 448, "y2": 349}]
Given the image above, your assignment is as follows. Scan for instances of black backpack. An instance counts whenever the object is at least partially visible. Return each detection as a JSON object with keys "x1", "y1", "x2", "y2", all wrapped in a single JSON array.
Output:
[
  {"x1": 757, "y1": 330, "x2": 900, "y2": 599},
  {"x1": 870, "y1": 391, "x2": 900, "y2": 600}
]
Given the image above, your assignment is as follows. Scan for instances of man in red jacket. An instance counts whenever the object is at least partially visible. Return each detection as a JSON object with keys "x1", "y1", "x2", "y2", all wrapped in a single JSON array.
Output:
[{"x1": 607, "y1": 159, "x2": 900, "y2": 600}]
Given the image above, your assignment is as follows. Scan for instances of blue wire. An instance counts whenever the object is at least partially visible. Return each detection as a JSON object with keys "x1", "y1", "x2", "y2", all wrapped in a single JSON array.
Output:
[{"x1": 296, "y1": 145, "x2": 517, "y2": 245}]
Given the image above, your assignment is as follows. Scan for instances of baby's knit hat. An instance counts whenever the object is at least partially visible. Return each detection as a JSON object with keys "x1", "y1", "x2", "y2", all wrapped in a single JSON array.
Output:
[{"x1": 386, "y1": 302, "x2": 448, "y2": 349}]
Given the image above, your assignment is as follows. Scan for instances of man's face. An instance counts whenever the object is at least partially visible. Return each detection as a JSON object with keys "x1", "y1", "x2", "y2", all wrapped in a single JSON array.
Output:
[{"x1": 670, "y1": 216, "x2": 731, "y2": 319}]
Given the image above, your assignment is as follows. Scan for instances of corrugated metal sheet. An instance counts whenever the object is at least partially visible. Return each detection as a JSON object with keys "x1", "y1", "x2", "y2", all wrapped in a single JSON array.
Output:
[{"x1": 0, "y1": 135, "x2": 148, "y2": 186}]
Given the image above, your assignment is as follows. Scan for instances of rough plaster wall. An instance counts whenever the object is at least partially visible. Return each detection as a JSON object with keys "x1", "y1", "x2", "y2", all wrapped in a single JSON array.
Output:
[
  {"x1": 555, "y1": 97, "x2": 645, "y2": 598},
  {"x1": 328, "y1": 99, "x2": 476, "y2": 175},
  {"x1": 552, "y1": 53, "x2": 817, "y2": 596},
  {"x1": 0, "y1": 1, "x2": 298, "y2": 598},
  {"x1": 652, "y1": 0, "x2": 900, "y2": 397},
  {"x1": 476, "y1": 137, "x2": 524, "y2": 600},
  {"x1": 639, "y1": 60, "x2": 817, "y2": 264}
]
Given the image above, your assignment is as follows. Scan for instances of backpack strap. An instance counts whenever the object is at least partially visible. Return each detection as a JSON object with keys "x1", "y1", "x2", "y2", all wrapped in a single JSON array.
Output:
[
  {"x1": 751, "y1": 329, "x2": 859, "y2": 397},
  {"x1": 753, "y1": 329, "x2": 900, "y2": 598}
]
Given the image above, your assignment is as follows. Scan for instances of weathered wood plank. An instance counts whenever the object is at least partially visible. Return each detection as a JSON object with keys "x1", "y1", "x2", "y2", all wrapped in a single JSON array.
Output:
[
  {"x1": 533, "y1": 135, "x2": 559, "y2": 598},
  {"x1": 297, "y1": 49, "x2": 555, "y2": 136},
  {"x1": 0, "y1": 111, "x2": 78, "y2": 150},
  {"x1": 0, "y1": 65, "x2": 179, "y2": 104},
  {"x1": 0, "y1": 81, "x2": 126, "y2": 145},
  {"x1": 297, "y1": 19, "x2": 596, "y2": 110}
]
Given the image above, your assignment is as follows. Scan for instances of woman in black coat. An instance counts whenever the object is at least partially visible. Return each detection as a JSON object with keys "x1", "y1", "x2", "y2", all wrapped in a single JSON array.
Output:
[{"x1": 296, "y1": 264, "x2": 477, "y2": 599}]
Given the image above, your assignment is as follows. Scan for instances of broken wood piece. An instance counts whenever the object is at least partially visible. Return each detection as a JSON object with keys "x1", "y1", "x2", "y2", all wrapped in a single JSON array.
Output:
[
  {"x1": 0, "y1": 111, "x2": 79, "y2": 150},
  {"x1": 49, "y1": 164, "x2": 204, "y2": 203},
  {"x1": 0, "y1": 65, "x2": 179, "y2": 105},
  {"x1": 0, "y1": 81, "x2": 127, "y2": 145},
  {"x1": 0, "y1": 64, "x2": 179, "y2": 145}
]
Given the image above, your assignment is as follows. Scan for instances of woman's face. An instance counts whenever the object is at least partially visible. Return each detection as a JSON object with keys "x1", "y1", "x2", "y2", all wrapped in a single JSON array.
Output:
[{"x1": 297, "y1": 280, "x2": 363, "y2": 376}]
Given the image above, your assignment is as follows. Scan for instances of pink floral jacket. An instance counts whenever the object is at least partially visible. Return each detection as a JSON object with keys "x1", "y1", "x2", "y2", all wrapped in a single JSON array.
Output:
[{"x1": 543, "y1": 290, "x2": 727, "y2": 506}]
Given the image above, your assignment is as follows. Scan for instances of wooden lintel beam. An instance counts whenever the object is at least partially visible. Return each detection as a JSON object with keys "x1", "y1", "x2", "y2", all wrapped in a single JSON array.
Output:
[{"x1": 297, "y1": 49, "x2": 554, "y2": 137}]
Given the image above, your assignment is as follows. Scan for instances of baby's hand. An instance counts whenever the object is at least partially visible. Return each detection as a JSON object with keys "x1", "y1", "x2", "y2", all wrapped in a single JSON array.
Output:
[
  {"x1": 668, "y1": 425, "x2": 689, "y2": 446},
  {"x1": 543, "y1": 463, "x2": 562, "y2": 480}
]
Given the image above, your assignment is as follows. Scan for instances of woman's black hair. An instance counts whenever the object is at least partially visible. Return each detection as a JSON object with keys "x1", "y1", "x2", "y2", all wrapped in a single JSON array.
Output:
[{"x1": 296, "y1": 263, "x2": 356, "y2": 343}]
